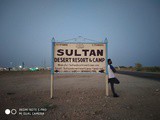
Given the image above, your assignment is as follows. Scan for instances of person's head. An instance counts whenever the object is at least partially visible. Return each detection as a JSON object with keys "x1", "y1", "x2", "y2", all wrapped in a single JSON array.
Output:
[{"x1": 108, "y1": 59, "x2": 112, "y2": 65}]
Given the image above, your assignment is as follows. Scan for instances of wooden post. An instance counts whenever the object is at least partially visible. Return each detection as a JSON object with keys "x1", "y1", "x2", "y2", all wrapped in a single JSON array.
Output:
[
  {"x1": 105, "y1": 38, "x2": 109, "y2": 96},
  {"x1": 51, "y1": 74, "x2": 54, "y2": 98},
  {"x1": 106, "y1": 75, "x2": 109, "y2": 96},
  {"x1": 51, "y1": 37, "x2": 55, "y2": 99}
]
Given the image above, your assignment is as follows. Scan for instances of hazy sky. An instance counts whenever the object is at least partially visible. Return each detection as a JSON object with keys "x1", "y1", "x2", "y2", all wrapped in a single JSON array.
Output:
[{"x1": 0, "y1": 0, "x2": 160, "y2": 67}]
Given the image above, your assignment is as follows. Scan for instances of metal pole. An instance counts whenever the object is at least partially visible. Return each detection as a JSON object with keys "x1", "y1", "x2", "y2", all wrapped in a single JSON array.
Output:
[
  {"x1": 105, "y1": 38, "x2": 109, "y2": 96},
  {"x1": 51, "y1": 37, "x2": 55, "y2": 99}
]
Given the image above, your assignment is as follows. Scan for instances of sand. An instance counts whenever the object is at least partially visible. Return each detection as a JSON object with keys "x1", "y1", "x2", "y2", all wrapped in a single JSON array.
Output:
[{"x1": 0, "y1": 71, "x2": 160, "y2": 120}]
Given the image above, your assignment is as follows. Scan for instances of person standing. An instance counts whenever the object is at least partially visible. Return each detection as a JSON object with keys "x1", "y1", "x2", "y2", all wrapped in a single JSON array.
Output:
[{"x1": 108, "y1": 59, "x2": 120, "y2": 97}]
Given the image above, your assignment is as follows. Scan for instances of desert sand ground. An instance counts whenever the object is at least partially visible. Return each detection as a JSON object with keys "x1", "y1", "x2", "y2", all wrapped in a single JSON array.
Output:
[{"x1": 0, "y1": 71, "x2": 160, "y2": 120}]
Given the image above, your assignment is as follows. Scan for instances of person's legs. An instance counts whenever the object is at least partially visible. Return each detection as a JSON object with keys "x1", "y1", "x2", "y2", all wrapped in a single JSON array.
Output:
[
  {"x1": 114, "y1": 78, "x2": 120, "y2": 84},
  {"x1": 110, "y1": 82, "x2": 116, "y2": 95},
  {"x1": 110, "y1": 82, "x2": 119, "y2": 97}
]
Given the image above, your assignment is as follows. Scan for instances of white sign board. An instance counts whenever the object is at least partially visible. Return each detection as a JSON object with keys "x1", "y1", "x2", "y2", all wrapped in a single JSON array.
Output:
[{"x1": 54, "y1": 43, "x2": 106, "y2": 73}]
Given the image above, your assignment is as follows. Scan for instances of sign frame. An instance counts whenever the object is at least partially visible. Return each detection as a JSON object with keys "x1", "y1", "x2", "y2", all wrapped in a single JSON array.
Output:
[{"x1": 50, "y1": 37, "x2": 108, "y2": 98}]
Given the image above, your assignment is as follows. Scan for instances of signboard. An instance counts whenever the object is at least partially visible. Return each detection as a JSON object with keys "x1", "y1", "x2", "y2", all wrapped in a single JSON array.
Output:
[
  {"x1": 50, "y1": 37, "x2": 109, "y2": 99},
  {"x1": 54, "y1": 43, "x2": 106, "y2": 73}
]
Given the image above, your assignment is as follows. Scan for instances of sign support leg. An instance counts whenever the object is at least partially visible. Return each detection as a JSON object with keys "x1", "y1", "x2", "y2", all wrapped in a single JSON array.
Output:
[
  {"x1": 105, "y1": 38, "x2": 109, "y2": 96},
  {"x1": 51, "y1": 37, "x2": 55, "y2": 99},
  {"x1": 51, "y1": 74, "x2": 54, "y2": 99},
  {"x1": 106, "y1": 75, "x2": 109, "y2": 96}
]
